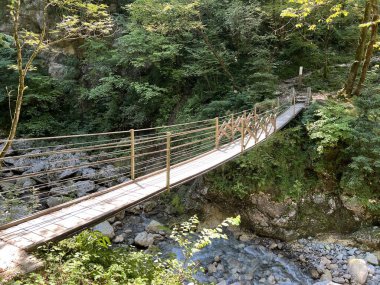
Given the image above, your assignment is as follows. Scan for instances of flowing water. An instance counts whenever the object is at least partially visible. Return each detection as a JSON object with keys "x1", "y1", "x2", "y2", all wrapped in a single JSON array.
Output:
[{"x1": 160, "y1": 235, "x2": 313, "y2": 285}]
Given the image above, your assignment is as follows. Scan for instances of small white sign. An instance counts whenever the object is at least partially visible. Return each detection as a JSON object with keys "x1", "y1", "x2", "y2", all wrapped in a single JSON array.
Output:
[{"x1": 299, "y1": 66, "x2": 303, "y2": 76}]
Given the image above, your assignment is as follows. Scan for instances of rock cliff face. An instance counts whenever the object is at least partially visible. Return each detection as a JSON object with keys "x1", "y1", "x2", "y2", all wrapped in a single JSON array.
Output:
[
  {"x1": 190, "y1": 178, "x2": 376, "y2": 242},
  {"x1": 0, "y1": 0, "x2": 121, "y2": 80}
]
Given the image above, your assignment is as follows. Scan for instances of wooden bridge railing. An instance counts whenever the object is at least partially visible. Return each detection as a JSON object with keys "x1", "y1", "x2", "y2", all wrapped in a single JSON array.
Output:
[{"x1": 0, "y1": 89, "x2": 311, "y2": 225}]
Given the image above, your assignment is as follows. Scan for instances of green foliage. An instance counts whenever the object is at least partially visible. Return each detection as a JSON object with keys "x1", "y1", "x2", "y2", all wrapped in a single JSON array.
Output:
[
  {"x1": 305, "y1": 100, "x2": 355, "y2": 153},
  {"x1": 170, "y1": 214, "x2": 240, "y2": 279},
  {"x1": 171, "y1": 193, "x2": 185, "y2": 215},
  {"x1": 9, "y1": 215, "x2": 240, "y2": 285},
  {"x1": 207, "y1": 126, "x2": 316, "y2": 200}
]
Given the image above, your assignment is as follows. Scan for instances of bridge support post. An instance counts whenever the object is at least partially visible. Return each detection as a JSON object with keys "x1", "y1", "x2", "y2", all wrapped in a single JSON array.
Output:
[
  {"x1": 166, "y1": 132, "x2": 171, "y2": 192},
  {"x1": 292, "y1": 87, "x2": 296, "y2": 116},
  {"x1": 131, "y1": 129, "x2": 135, "y2": 180},
  {"x1": 307, "y1": 87, "x2": 312, "y2": 106},
  {"x1": 241, "y1": 111, "x2": 246, "y2": 153},
  {"x1": 215, "y1": 117, "x2": 219, "y2": 149},
  {"x1": 230, "y1": 114, "x2": 234, "y2": 142}
]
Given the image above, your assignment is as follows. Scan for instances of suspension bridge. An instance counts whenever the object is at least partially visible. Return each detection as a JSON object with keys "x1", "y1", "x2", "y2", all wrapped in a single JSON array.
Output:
[{"x1": 0, "y1": 89, "x2": 311, "y2": 279}]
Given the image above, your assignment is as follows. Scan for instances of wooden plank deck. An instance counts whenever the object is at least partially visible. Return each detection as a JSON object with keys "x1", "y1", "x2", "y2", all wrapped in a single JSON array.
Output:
[{"x1": 0, "y1": 104, "x2": 304, "y2": 278}]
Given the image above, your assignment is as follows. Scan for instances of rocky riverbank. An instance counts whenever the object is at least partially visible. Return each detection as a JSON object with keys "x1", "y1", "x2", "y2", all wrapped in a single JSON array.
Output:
[{"x1": 90, "y1": 193, "x2": 380, "y2": 285}]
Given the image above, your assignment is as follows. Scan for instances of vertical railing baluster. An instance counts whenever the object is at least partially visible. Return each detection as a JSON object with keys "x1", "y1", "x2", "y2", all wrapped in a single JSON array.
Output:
[
  {"x1": 130, "y1": 129, "x2": 135, "y2": 180},
  {"x1": 292, "y1": 87, "x2": 296, "y2": 115},
  {"x1": 166, "y1": 132, "x2": 171, "y2": 192},
  {"x1": 231, "y1": 114, "x2": 234, "y2": 142},
  {"x1": 215, "y1": 117, "x2": 219, "y2": 149},
  {"x1": 241, "y1": 111, "x2": 246, "y2": 153},
  {"x1": 273, "y1": 112, "x2": 277, "y2": 132}
]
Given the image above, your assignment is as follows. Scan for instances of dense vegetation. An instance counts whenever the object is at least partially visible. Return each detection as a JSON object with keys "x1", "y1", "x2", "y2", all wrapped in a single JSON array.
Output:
[
  {"x1": 0, "y1": 0, "x2": 365, "y2": 136},
  {"x1": 0, "y1": 0, "x2": 379, "y2": 283},
  {"x1": 208, "y1": 70, "x2": 380, "y2": 213},
  {"x1": 0, "y1": 1, "x2": 378, "y2": 221}
]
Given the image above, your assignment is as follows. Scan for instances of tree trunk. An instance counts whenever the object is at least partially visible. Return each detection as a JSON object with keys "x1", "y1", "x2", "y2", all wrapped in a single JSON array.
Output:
[
  {"x1": 353, "y1": 0, "x2": 379, "y2": 96},
  {"x1": 342, "y1": 0, "x2": 371, "y2": 97},
  {"x1": 0, "y1": 0, "x2": 23, "y2": 160}
]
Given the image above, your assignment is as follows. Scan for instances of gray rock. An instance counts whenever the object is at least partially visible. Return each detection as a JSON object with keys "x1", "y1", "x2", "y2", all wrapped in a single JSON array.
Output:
[
  {"x1": 348, "y1": 258, "x2": 368, "y2": 284},
  {"x1": 332, "y1": 277, "x2": 345, "y2": 284},
  {"x1": 73, "y1": 180, "x2": 95, "y2": 197},
  {"x1": 81, "y1": 168, "x2": 96, "y2": 179},
  {"x1": 107, "y1": 217, "x2": 116, "y2": 223},
  {"x1": 97, "y1": 165, "x2": 117, "y2": 179},
  {"x1": 93, "y1": 221, "x2": 115, "y2": 239},
  {"x1": 0, "y1": 181, "x2": 15, "y2": 191},
  {"x1": 313, "y1": 281, "x2": 340, "y2": 285},
  {"x1": 365, "y1": 253, "x2": 378, "y2": 265},
  {"x1": 24, "y1": 160, "x2": 46, "y2": 174},
  {"x1": 58, "y1": 169, "x2": 78, "y2": 180},
  {"x1": 46, "y1": 196, "x2": 71, "y2": 208},
  {"x1": 50, "y1": 185, "x2": 73, "y2": 196},
  {"x1": 207, "y1": 263, "x2": 217, "y2": 274},
  {"x1": 115, "y1": 210, "x2": 125, "y2": 220},
  {"x1": 134, "y1": 231, "x2": 155, "y2": 247},
  {"x1": 143, "y1": 200, "x2": 158, "y2": 213},
  {"x1": 320, "y1": 270, "x2": 332, "y2": 281},
  {"x1": 0, "y1": 204, "x2": 30, "y2": 220},
  {"x1": 48, "y1": 62, "x2": 67, "y2": 79},
  {"x1": 113, "y1": 234, "x2": 124, "y2": 243},
  {"x1": 312, "y1": 193, "x2": 326, "y2": 204},
  {"x1": 146, "y1": 220, "x2": 163, "y2": 234}
]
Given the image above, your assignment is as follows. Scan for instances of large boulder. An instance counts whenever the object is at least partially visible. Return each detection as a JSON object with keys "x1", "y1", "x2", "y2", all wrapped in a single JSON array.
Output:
[
  {"x1": 365, "y1": 252, "x2": 378, "y2": 265},
  {"x1": 348, "y1": 259, "x2": 368, "y2": 285},
  {"x1": 93, "y1": 221, "x2": 115, "y2": 239},
  {"x1": 146, "y1": 220, "x2": 163, "y2": 234},
  {"x1": 134, "y1": 231, "x2": 156, "y2": 247}
]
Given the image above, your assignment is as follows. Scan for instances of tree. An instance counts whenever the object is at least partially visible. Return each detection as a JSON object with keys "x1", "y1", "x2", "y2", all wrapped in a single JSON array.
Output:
[
  {"x1": 127, "y1": 0, "x2": 240, "y2": 90},
  {"x1": 351, "y1": 0, "x2": 379, "y2": 97},
  {"x1": 0, "y1": 0, "x2": 113, "y2": 159},
  {"x1": 281, "y1": 0, "x2": 380, "y2": 97}
]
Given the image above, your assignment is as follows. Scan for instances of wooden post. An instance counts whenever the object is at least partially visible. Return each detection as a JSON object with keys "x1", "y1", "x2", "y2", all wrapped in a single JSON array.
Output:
[
  {"x1": 241, "y1": 111, "x2": 246, "y2": 153},
  {"x1": 166, "y1": 132, "x2": 171, "y2": 192},
  {"x1": 273, "y1": 113, "x2": 277, "y2": 132},
  {"x1": 277, "y1": 97, "x2": 280, "y2": 108},
  {"x1": 292, "y1": 87, "x2": 296, "y2": 115},
  {"x1": 254, "y1": 105, "x2": 257, "y2": 117},
  {"x1": 215, "y1": 117, "x2": 219, "y2": 149},
  {"x1": 130, "y1": 129, "x2": 135, "y2": 180},
  {"x1": 298, "y1": 66, "x2": 303, "y2": 89},
  {"x1": 307, "y1": 87, "x2": 312, "y2": 106},
  {"x1": 230, "y1": 114, "x2": 234, "y2": 142}
]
